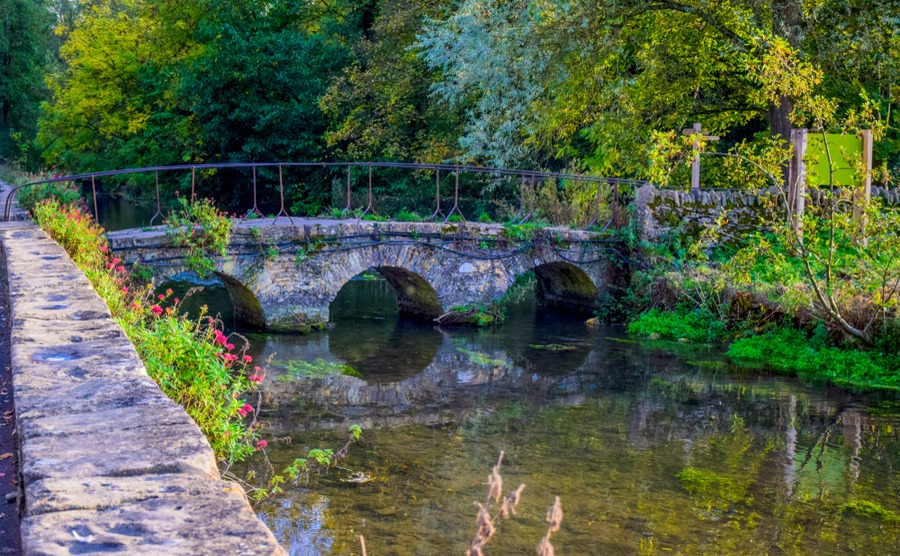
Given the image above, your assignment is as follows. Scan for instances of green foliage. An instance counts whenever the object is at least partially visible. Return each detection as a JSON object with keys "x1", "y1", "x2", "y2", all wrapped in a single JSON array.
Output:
[
  {"x1": 165, "y1": 197, "x2": 232, "y2": 279},
  {"x1": 0, "y1": 0, "x2": 52, "y2": 164},
  {"x1": 628, "y1": 308, "x2": 727, "y2": 343},
  {"x1": 395, "y1": 209, "x2": 423, "y2": 222},
  {"x1": 17, "y1": 179, "x2": 82, "y2": 214},
  {"x1": 32, "y1": 198, "x2": 261, "y2": 463},
  {"x1": 727, "y1": 328, "x2": 900, "y2": 391}
]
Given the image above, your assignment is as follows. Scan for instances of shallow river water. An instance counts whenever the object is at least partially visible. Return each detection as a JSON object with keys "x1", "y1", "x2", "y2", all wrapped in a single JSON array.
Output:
[{"x1": 167, "y1": 276, "x2": 900, "y2": 555}]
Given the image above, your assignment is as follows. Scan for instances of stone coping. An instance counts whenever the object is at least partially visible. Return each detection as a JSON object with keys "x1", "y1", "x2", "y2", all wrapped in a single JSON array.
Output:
[{"x1": 0, "y1": 220, "x2": 285, "y2": 555}]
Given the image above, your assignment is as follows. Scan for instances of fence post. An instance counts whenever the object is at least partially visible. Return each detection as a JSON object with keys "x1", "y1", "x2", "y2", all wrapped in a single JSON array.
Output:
[
  {"x1": 789, "y1": 128, "x2": 808, "y2": 236},
  {"x1": 853, "y1": 129, "x2": 873, "y2": 246}
]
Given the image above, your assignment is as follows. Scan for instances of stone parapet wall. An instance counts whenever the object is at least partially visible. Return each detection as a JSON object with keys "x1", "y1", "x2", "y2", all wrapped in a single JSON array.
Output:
[{"x1": 0, "y1": 221, "x2": 285, "y2": 555}]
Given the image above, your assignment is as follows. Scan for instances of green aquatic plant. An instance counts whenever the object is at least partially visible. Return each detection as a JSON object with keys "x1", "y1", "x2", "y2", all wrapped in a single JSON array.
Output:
[
  {"x1": 529, "y1": 343, "x2": 577, "y2": 352},
  {"x1": 842, "y1": 500, "x2": 900, "y2": 522},
  {"x1": 628, "y1": 308, "x2": 726, "y2": 343},
  {"x1": 277, "y1": 358, "x2": 362, "y2": 379},
  {"x1": 457, "y1": 347, "x2": 509, "y2": 368}
]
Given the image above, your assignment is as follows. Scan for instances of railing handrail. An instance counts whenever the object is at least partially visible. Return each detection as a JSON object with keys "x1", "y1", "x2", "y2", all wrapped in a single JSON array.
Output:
[{"x1": 4, "y1": 160, "x2": 642, "y2": 226}]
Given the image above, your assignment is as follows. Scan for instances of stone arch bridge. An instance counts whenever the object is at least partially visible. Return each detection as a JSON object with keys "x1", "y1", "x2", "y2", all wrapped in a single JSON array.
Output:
[{"x1": 107, "y1": 218, "x2": 617, "y2": 332}]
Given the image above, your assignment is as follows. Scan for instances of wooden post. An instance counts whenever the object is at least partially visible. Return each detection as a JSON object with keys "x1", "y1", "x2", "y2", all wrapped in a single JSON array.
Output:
[
  {"x1": 682, "y1": 123, "x2": 719, "y2": 195},
  {"x1": 854, "y1": 129, "x2": 874, "y2": 245},
  {"x1": 789, "y1": 128, "x2": 807, "y2": 236}
]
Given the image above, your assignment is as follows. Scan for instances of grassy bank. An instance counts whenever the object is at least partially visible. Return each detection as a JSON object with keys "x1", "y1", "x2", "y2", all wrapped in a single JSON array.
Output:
[{"x1": 628, "y1": 309, "x2": 900, "y2": 392}]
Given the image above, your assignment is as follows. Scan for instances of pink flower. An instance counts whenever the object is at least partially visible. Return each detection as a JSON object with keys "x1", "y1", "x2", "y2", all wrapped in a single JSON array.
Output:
[
  {"x1": 255, "y1": 439, "x2": 268, "y2": 451},
  {"x1": 158, "y1": 294, "x2": 165, "y2": 300},
  {"x1": 243, "y1": 355, "x2": 252, "y2": 363},
  {"x1": 121, "y1": 287, "x2": 128, "y2": 294},
  {"x1": 225, "y1": 343, "x2": 234, "y2": 351},
  {"x1": 248, "y1": 375, "x2": 262, "y2": 383},
  {"x1": 237, "y1": 403, "x2": 254, "y2": 417},
  {"x1": 173, "y1": 298, "x2": 179, "y2": 304},
  {"x1": 174, "y1": 190, "x2": 179, "y2": 196},
  {"x1": 111, "y1": 257, "x2": 120, "y2": 265},
  {"x1": 116, "y1": 266, "x2": 125, "y2": 273},
  {"x1": 151, "y1": 305, "x2": 163, "y2": 315}
]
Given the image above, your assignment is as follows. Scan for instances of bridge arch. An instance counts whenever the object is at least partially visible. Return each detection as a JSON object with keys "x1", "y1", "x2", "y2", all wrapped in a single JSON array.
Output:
[
  {"x1": 153, "y1": 267, "x2": 267, "y2": 330},
  {"x1": 216, "y1": 272, "x2": 267, "y2": 329},
  {"x1": 533, "y1": 261, "x2": 599, "y2": 314},
  {"x1": 329, "y1": 266, "x2": 443, "y2": 321}
]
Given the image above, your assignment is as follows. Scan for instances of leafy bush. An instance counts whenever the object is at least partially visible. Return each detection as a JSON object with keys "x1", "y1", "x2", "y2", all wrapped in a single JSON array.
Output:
[
  {"x1": 628, "y1": 308, "x2": 726, "y2": 343},
  {"x1": 18, "y1": 180, "x2": 83, "y2": 215},
  {"x1": 164, "y1": 197, "x2": 232, "y2": 278}
]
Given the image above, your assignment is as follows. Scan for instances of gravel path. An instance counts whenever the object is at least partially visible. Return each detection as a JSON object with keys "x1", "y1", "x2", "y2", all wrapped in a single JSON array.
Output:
[{"x1": 0, "y1": 241, "x2": 21, "y2": 554}]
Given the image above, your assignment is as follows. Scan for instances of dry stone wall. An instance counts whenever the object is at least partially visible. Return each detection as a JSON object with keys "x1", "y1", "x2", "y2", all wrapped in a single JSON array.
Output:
[
  {"x1": 635, "y1": 183, "x2": 900, "y2": 243},
  {"x1": 0, "y1": 220, "x2": 285, "y2": 555}
]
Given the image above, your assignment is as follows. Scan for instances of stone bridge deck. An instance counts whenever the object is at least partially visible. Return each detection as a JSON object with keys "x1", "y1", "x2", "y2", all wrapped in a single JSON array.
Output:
[{"x1": 108, "y1": 219, "x2": 617, "y2": 332}]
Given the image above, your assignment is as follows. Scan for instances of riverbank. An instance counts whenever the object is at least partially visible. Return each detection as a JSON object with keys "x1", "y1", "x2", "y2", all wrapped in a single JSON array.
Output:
[{"x1": 628, "y1": 308, "x2": 900, "y2": 392}]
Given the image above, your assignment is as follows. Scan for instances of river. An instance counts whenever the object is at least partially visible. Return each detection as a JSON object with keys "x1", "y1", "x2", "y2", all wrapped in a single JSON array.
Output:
[{"x1": 158, "y1": 273, "x2": 900, "y2": 555}]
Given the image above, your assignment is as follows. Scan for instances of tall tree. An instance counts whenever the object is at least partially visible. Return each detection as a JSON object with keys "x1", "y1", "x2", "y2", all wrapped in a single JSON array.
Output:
[
  {"x1": 416, "y1": 0, "x2": 900, "y2": 176},
  {"x1": 0, "y1": 0, "x2": 52, "y2": 164}
]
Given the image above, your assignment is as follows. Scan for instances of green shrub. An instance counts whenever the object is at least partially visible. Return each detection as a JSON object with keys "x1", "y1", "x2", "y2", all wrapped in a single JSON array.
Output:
[
  {"x1": 18, "y1": 180, "x2": 83, "y2": 215},
  {"x1": 628, "y1": 308, "x2": 726, "y2": 343},
  {"x1": 164, "y1": 197, "x2": 232, "y2": 278},
  {"x1": 727, "y1": 327, "x2": 900, "y2": 391}
]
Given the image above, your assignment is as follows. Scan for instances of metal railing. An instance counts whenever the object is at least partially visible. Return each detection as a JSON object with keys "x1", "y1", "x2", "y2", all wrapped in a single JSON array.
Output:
[{"x1": 4, "y1": 161, "x2": 645, "y2": 230}]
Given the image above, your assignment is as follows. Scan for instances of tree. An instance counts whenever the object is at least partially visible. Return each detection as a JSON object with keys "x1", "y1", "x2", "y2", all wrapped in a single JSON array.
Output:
[
  {"x1": 320, "y1": 0, "x2": 463, "y2": 164},
  {"x1": 0, "y1": 0, "x2": 53, "y2": 164},
  {"x1": 416, "y1": 0, "x2": 899, "y2": 177}
]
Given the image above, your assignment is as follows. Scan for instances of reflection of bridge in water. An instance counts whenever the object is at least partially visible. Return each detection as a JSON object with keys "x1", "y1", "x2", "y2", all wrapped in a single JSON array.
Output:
[{"x1": 259, "y1": 328, "x2": 670, "y2": 435}]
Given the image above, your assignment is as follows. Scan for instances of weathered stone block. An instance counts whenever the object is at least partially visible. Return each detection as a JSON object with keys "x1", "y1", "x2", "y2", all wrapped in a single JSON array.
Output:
[
  {"x1": 21, "y1": 481, "x2": 285, "y2": 555},
  {"x1": 20, "y1": 403, "x2": 218, "y2": 483}
]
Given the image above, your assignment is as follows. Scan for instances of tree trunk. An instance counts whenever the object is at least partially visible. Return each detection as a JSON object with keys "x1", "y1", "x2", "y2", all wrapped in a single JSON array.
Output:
[{"x1": 769, "y1": 95, "x2": 794, "y2": 186}]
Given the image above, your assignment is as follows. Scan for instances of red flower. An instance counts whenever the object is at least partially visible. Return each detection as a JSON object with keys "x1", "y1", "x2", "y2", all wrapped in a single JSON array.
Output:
[
  {"x1": 243, "y1": 355, "x2": 252, "y2": 363},
  {"x1": 248, "y1": 375, "x2": 262, "y2": 383},
  {"x1": 237, "y1": 403, "x2": 254, "y2": 417},
  {"x1": 255, "y1": 439, "x2": 268, "y2": 451},
  {"x1": 151, "y1": 305, "x2": 163, "y2": 315},
  {"x1": 158, "y1": 294, "x2": 165, "y2": 300},
  {"x1": 121, "y1": 287, "x2": 128, "y2": 294},
  {"x1": 173, "y1": 298, "x2": 179, "y2": 304}
]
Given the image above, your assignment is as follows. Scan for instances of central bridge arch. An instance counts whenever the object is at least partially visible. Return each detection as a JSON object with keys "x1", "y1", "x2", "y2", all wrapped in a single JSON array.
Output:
[{"x1": 363, "y1": 266, "x2": 442, "y2": 319}]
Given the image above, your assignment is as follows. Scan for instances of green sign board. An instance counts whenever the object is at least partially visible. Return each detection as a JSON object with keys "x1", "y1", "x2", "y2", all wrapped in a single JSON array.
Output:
[{"x1": 807, "y1": 133, "x2": 863, "y2": 186}]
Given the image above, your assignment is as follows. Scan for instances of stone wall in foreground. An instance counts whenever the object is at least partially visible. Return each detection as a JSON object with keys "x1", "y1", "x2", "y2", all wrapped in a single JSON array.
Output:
[{"x1": 0, "y1": 221, "x2": 285, "y2": 555}]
